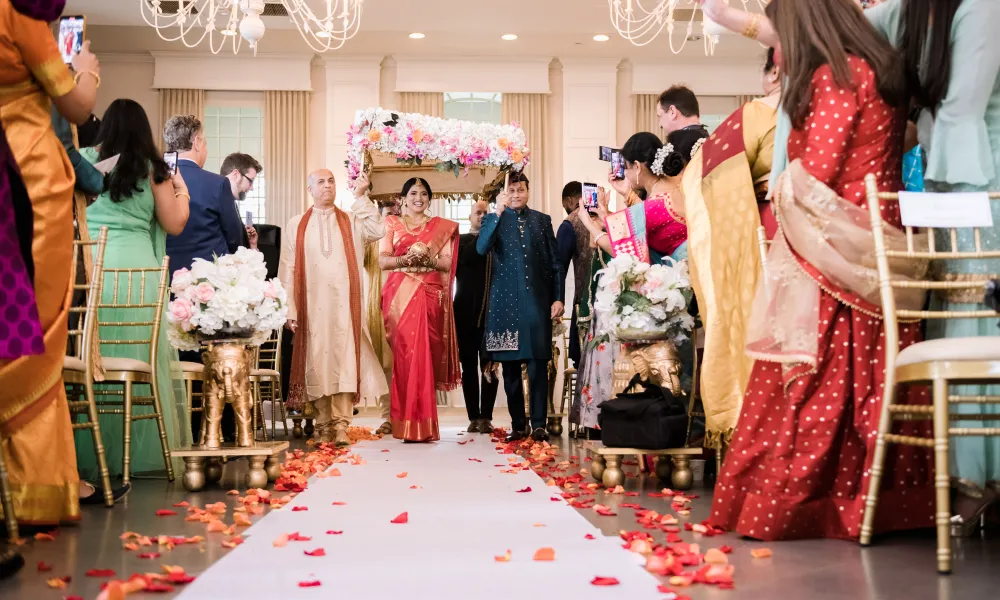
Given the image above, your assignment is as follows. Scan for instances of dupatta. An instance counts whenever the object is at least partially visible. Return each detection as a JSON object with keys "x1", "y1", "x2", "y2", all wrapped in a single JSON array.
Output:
[{"x1": 746, "y1": 160, "x2": 928, "y2": 385}]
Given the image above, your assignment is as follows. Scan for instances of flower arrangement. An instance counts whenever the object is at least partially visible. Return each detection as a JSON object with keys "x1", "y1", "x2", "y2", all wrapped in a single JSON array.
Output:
[
  {"x1": 345, "y1": 107, "x2": 530, "y2": 183},
  {"x1": 166, "y1": 247, "x2": 289, "y2": 351},
  {"x1": 593, "y1": 254, "x2": 694, "y2": 344}
]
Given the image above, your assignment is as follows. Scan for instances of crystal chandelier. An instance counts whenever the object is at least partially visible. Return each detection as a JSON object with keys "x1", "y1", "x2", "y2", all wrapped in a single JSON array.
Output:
[
  {"x1": 607, "y1": 0, "x2": 767, "y2": 54},
  {"x1": 141, "y1": 0, "x2": 364, "y2": 55}
]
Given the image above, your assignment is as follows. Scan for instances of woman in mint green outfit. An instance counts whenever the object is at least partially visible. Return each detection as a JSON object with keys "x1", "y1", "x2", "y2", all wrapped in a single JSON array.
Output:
[
  {"x1": 865, "y1": 0, "x2": 1000, "y2": 533},
  {"x1": 78, "y1": 99, "x2": 192, "y2": 480}
]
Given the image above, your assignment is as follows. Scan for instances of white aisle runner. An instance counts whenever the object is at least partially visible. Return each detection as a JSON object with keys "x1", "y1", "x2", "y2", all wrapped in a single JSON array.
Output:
[{"x1": 179, "y1": 428, "x2": 664, "y2": 599}]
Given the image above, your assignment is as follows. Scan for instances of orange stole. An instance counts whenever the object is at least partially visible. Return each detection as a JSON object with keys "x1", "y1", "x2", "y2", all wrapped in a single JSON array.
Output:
[{"x1": 0, "y1": 90, "x2": 80, "y2": 524}]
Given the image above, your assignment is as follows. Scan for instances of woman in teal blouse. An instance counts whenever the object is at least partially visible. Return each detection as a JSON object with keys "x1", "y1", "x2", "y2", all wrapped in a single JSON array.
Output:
[{"x1": 700, "y1": 0, "x2": 1000, "y2": 533}]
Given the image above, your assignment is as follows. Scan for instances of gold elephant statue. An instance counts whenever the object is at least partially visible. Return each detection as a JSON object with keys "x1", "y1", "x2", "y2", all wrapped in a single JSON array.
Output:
[
  {"x1": 200, "y1": 340, "x2": 254, "y2": 449},
  {"x1": 611, "y1": 341, "x2": 683, "y2": 397}
]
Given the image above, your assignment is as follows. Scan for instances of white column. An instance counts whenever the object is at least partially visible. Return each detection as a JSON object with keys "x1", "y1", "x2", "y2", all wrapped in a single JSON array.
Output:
[
  {"x1": 322, "y1": 55, "x2": 383, "y2": 208},
  {"x1": 560, "y1": 58, "x2": 620, "y2": 203},
  {"x1": 379, "y1": 56, "x2": 400, "y2": 110},
  {"x1": 616, "y1": 59, "x2": 633, "y2": 148},
  {"x1": 546, "y1": 58, "x2": 564, "y2": 221}
]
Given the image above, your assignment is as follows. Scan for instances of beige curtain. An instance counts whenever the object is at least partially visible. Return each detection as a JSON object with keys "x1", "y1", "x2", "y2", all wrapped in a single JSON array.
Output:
[
  {"x1": 264, "y1": 90, "x2": 311, "y2": 228},
  {"x1": 157, "y1": 89, "x2": 205, "y2": 149},
  {"x1": 632, "y1": 94, "x2": 662, "y2": 141},
  {"x1": 398, "y1": 92, "x2": 444, "y2": 117},
  {"x1": 502, "y1": 93, "x2": 552, "y2": 214}
]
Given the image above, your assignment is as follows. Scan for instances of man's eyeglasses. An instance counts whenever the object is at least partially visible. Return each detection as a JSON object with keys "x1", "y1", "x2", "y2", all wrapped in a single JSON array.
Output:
[{"x1": 242, "y1": 172, "x2": 255, "y2": 190}]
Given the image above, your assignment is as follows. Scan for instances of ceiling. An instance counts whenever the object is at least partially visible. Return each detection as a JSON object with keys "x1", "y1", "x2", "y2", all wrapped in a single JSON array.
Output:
[{"x1": 66, "y1": 0, "x2": 766, "y2": 62}]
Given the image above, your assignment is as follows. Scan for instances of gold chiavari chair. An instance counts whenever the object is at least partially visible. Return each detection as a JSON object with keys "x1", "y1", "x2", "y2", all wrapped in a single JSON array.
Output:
[
  {"x1": 858, "y1": 174, "x2": 1000, "y2": 574},
  {"x1": 250, "y1": 328, "x2": 285, "y2": 440},
  {"x1": 557, "y1": 315, "x2": 577, "y2": 438},
  {"x1": 0, "y1": 436, "x2": 15, "y2": 541},
  {"x1": 63, "y1": 227, "x2": 114, "y2": 507},
  {"x1": 88, "y1": 258, "x2": 174, "y2": 484},
  {"x1": 173, "y1": 360, "x2": 204, "y2": 442}
]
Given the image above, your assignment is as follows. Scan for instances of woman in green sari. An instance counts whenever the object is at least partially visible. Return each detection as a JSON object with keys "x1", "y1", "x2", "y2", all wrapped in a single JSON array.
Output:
[{"x1": 78, "y1": 99, "x2": 192, "y2": 481}]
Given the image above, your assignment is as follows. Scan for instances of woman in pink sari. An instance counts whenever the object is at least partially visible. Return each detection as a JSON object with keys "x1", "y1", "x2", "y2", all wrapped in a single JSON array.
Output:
[{"x1": 379, "y1": 178, "x2": 461, "y2": 442}]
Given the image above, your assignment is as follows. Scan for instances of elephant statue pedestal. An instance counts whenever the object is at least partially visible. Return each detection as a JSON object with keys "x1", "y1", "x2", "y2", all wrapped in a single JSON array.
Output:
[{"x1": 172, "y1": 441, "x2": 289, "y2": 492}]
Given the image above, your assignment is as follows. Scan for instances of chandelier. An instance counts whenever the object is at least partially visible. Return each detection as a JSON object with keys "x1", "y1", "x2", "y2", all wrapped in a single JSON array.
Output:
[
  {"x1": 141, "y1": 0, "x2": 364, "y2": 55},
  {"x1": 607, "y1": 0, "x2": 767, "y2": 54}
]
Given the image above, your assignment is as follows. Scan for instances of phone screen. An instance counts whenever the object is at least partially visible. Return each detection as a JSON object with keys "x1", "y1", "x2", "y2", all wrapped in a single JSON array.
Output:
[
  {"x1": 163, "y1": 152, "x2": 178, "y2": 175},
  {"x1": 610, "y1": 150, "x2": 626, "y2": 180},
  {"x1": 582, "y1": 182, "x2": 599, "y2": 212},
  {"x1": 245, "y1": 211, "x2": 254, "y2": 227},
  {"x1": 598, "y1": 146, "x2": 615, "y2": 162},
  {"x1": 58, "y1": 16, "x2": 86, "y2": 64}
]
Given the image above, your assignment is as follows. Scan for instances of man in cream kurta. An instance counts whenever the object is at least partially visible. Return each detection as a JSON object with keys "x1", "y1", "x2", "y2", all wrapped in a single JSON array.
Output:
[{"x1": 279, "y1": 169, "x2": 388, "y2": 446}]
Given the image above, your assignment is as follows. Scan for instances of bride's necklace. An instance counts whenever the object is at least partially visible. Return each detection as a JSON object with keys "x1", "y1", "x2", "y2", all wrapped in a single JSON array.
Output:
[{"x1": 403, "y1": 213, "x2": 430, "y2": 234}]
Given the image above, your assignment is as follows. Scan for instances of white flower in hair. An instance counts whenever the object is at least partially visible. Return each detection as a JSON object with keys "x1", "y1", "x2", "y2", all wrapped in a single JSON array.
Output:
[
  {"x1": 651, "y1": 143, "x2": 674, "y2": 176},
  {"x1": 690, "y1": 137, "x2": 707, "y2": 159}
]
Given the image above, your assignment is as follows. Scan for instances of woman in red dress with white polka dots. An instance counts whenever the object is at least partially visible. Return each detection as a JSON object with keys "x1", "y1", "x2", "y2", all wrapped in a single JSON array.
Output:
[{"x1": 708, "y1": 0, "x2": 936, "y2": 541}]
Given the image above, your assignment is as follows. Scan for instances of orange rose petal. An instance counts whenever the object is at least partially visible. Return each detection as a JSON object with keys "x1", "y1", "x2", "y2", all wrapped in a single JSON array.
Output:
[
  {"x1": 96, "y1": 581, "x2": 126, "y2": 600},
  {"x1": 751, "y1": 548, "x2": 773, "y2": 559},
  {"x1": 532, "y1": 547, "x2": 556, "y2": 561},
  {"x1": 409, "y1": 485, "x2": 421, "y2": 490},
  {"x1": 494, "y1": 549, "x2": 512, "y2": 562},
  {"x1": 704, "y1": 548, "x2": 729, "y2": 565},
  {"x1": 272, "y1": 533, "x2": 289, "y2": 548},
  {"x1": 396, "y1": 472, "x2": 408, "y2": 478},
  {"x1": 46, "y1": 577, "x2": 69, "y2": 589},
  {"x1": 205, "y1": 519, "x2": 227, "y2": 533},
  {"x1": 233, "y1": 513, "x2": 252, "y2": 527},
  {"x1": 227, "y1": 490, "x2": 239, "y2": 495},
  {"x1": 34, "y1": 532, "x2": 56, "y2": 541}
]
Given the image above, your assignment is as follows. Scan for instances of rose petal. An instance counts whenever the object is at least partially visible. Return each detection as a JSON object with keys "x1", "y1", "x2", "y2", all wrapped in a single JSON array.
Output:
[
  {"x1": 332, "y1": 501, "x2": 347, "y2": 506},
  {"x1": 584, "y1": 534, "x2": 596, "y2": 540},
  {"x1": 172, "y1": 501, "x2": 190, "y2": 508},
  {"x1": 273, "y1": 534, "x2": 289, "y2": 548},
  {"x1": 590, "y1": 576, "x2": 620, "y2": 586},
  {"x1": 390, "y1": 512, "x2": 409, "y2": 524},
  {"x1": 154, "y1": 510, "x2": 177, "y2": 517},
  {"x1": 494, "y1": 549, "x2": 511, "y2": 562},
  {"x1": 291, "y1": 506, "x2": 309, "y2": 512},
  {"x1": 35, "y1": 532, "x2": 56, "y2": 541},
  {"x1": 46, "y1": 577, "x2": 69, "y2": 589},
  {"x1": 532, "y1": 547, "x2": 555, "y2": 561},
  {"x1": 37, "y1": 561, "x2": 53, "y2": 572},
  {"x1": 396, "y1": 472, "x2": 408, "y2": 478},
  {"x1": 85, "y1": 569, "x2": 116, "y2": 577},
  {"x1": 326, "y1": 530, "x2": 343, "y2": 535},
  {"x1": 409, "y1": 485, "x2": 421, "y2": 490},
  {"x1": 298, "y1": 581, "x2": 321, "y2": 588},
  {"x1": 516, "y1": 486, "x2": 532, "y2": 493},
  {"x1": 137, "y1": 552, "x2": 161, "y2": 559},
  {"x1": 304, "y1": 548, "x2": 326, "y2": 557},
  {"x1": 750, "y1": 548, "x2": 773, "y2": 559}
]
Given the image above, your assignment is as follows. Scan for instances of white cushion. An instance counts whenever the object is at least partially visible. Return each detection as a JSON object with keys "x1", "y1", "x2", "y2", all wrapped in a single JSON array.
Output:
[
  {"x1": 896, "y1": 336, "x2": 1000, "y2": 367},
  {"x1": 252, "y1": 368, "x2": 280, "y2": 378},
  {"x1": 64, "y1": 356, "x2": 86, "y2": 372},
  {"x1": 101, "y1": 356, "x2": 153, "y2": 374},
  {"x1": 172, "y1": 361, "x2": 204, "y2": 373}
]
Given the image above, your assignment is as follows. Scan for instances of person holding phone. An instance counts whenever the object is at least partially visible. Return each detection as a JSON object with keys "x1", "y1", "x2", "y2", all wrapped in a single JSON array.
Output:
[
  {"x1": 477, "y1": 172, "x2": 565, "y2": 443},
  {"x1": 555, "y1": 181, "x2": 594, "y2": 367},
  {"x1": 219, "y1": 152, "x2": 262, "y2": 250},
  {"x1": 0, "y1": 0, "x2": 101, "y2": 536},
  {"x1": 79, "y1": 98, "x2": 191, "y2": 484}
]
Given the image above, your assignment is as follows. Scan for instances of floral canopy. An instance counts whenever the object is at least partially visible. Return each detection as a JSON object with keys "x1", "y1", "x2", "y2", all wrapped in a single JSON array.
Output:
[{"x1": 346, "y1": 107, "x2": 530, "y2": 203}]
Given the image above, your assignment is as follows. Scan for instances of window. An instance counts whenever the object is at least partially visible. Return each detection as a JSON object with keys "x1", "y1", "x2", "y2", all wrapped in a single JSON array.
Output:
[
  {"x1": 440, "y1": 93, "x2": 503, "y2": 233},
  {"x1": 203, "y1": 105, "x2": 266, "y2": 224}
]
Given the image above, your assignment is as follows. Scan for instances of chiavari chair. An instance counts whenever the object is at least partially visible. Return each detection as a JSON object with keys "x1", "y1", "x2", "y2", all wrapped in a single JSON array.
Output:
[
  {"x1": 63, "y1": 227, "x2": 114, "y2": 507},
  {"x1": 859, "y1": 173, "x2": 1000, "y2": 574},
  {"x1": 250, "y1": 328, "x2": 285, "y2": 440}
]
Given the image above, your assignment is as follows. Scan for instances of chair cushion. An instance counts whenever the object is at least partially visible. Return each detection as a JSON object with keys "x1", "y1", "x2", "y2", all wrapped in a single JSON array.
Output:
[
  {"x1": 102, "y1": 356, "x2": 153, "y2": 374},
  {"x1": 252, "y1": 368, "x2": 280, "y2": 378},
  {"x1": 896, "y1": 336, "x2": 1000, "y2": 367},
  {"x1": 64, "y1": 356, "x2": 86, "y2": 372},
  {"x1": 172, "y1": 361, "x2": 205, "y2": 373}
]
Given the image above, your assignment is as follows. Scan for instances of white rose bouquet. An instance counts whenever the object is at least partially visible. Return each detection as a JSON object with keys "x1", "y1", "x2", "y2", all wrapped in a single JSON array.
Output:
[
  {"x1": 593, "y1": 253, "x2": 694, "y2": 344},
  {"x1": 166, "y1": 247, "x2": 289, "y2": 351}
]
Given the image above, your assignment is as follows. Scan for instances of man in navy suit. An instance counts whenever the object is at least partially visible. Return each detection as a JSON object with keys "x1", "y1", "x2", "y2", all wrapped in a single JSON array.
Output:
[
  {"x1": 477, "y1": 172, "x2": 564, "y2": 443},
  {"x1": 163, "y1": 115, "x2": 246, "y2": 279}
]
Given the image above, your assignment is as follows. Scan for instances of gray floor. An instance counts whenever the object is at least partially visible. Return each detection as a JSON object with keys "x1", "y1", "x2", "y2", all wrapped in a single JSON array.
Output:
[{"x1": 2, "y1": 414, "x2": 998, "y2": 599}]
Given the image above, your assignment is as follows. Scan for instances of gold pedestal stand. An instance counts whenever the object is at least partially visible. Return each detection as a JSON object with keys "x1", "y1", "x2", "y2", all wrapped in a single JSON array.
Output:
[
  {"x1": 173, "y1": 441, "x2": 289, "y2": 492},
  {"x1": 582, "y1": 441, "x2": 701, "y2": 490}
]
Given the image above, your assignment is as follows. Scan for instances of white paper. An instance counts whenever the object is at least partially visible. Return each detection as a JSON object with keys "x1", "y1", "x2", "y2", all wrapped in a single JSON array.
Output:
[
  {"x1": 92, "y1": 153, "x2": 120, "y2": 175},
  {"x1": 898, "y1": 191, "x2": 994, "y2": 229}
]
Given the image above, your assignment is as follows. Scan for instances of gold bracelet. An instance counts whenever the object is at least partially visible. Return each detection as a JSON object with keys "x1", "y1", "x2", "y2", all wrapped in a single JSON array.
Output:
[
  {"x1": 741, "y1": 13, "x2": 762, "y2": 40},
  {"x1": 74, "y1": 70, "x2": 101, "y2": 88},
  {"x1": 175, "y1": 192, "x2": 190, "y2": 200},
  {"x1": 594, "y1": 232, "x2": 608, "y2": 244}
]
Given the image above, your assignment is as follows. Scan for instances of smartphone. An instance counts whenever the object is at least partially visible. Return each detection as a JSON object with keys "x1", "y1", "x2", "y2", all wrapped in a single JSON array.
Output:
[
  {"x1": 598, "y1": 146, "x2": 616, "y2": 162},
  {"x1": 245, "y1": 211, "x2": 254, "y2": 227},
  {"x1": 163, "y1": 151, "x2": 178, "y2": 175},
  {"x1": 58, "y1": 16, "x2": 86, "y2": 65},
  {"x1": 582, "y1": 182, "x2": 599, "y2": 212},
  {"x1": 610, "y1": 150, "x2": 626, "y2": 180}
]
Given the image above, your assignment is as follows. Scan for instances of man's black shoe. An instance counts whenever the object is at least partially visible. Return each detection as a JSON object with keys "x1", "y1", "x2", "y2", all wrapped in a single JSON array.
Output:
[{"x1": 531, "y1": 428, "x2": 550, "y2": 442}]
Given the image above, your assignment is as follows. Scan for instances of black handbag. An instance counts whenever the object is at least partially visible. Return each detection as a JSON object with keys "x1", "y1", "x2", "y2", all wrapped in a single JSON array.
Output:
[{"x1": 598, "y1": 376, "x2": 689, "y2": 450}]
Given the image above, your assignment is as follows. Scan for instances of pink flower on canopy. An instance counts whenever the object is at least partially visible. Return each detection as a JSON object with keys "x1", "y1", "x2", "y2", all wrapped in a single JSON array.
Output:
[{"x1": 170, "y1": 298, "x2": 194, "y2": 322}]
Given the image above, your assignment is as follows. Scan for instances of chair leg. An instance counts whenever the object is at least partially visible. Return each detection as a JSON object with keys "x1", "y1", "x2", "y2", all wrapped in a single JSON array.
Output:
[
  {"x1": 860, "y1": 368, "x2": 900, "y2": 546},
  {"x1": 122, "y1": 381, "x2": 133, "y2": 486},
  {"x1": 251, "y1": 381, "x2": 259, "y2": 442},
  {"x1": 84, "y1": 383, "x2": 113, "y2": 507},
  {"x1": 149, "y1": 381, "x2": 175, "y2": 481},
  {"x1": 932, "y1": 377, "x2": 952, "y2": 575},
  {"x1": 0, "y1": 440, "x2": 19, "y2": 541}
]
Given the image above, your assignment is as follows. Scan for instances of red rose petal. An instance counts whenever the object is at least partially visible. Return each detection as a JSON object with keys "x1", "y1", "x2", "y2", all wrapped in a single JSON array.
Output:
[
  {"x1": 165, "y1": 573, "x2": 196, "y2": 584},
  {"x1": 298, "y1": 580, "x2": 321, "y2": 588},
  {"x1": 145, "y1": 583, "x2": 175, "y2": 593},
  {"x1": 37, "y1": 561, "x2": 52, "y2": 572},
  {"x1": 304, "y1": 548, "x2": 326, "y2": 557},
  {"x1": 172, "y1": 501, "x2": 190, "y2": 508},
  {"x1": 584, "y1": 534, "x2": 596, "y2": 540},
  {"x1": 325, "y1": 530, "x2": 343, "y2": 535},
  {"x1": 390, "y1": 512, "x2": 408, "y2": 524},
  {"x1": 332, "y1": 501, "x2": 347, "y2": 506},
  {"x1": 287, "y1": 532, "x2": 312, "y2": 541},
  {"x1": 85, "y1": 569, "x2": 116, "y2": 577},
  {"x1": 591, "y1": 576, "x2": 620, "y2": 586},
  {"x1": 720, "y1": 545, "x2": 734, "y2": 554},
  {"x1": 137, "y1": 552, "x2": 161, "y2": 559},
  {"x1": 154, "y1": 510, "x2": 177, "y2": 517},
  {"x1": 516, "y1": 486, "x2": 532, "y2": 493},
  {"x1": 291, "y1": 506, "x2": 309, "y2": 512}
]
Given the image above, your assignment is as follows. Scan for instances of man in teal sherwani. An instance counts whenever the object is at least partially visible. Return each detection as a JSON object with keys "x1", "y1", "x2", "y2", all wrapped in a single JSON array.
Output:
[{"x1": 477, "y1": 173, "x2": 564, "y2": 442}]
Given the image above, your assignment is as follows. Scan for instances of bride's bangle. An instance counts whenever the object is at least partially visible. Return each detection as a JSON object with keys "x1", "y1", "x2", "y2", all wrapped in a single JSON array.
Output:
[
  {"x1": 593, "y1": 232, "x2": 608, "y2": 244},
  {"x1": 741, "y1": 13, "x2": 762, "y2": 40},
  {"x1": 74, "y1": 70, "x2": 101, "y2": 88}
]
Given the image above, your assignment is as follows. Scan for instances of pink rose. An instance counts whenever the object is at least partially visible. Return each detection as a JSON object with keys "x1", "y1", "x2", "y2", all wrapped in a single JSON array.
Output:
[
  {"x1": 194, "y1": 282, "x2": 215, "y2": 303},
  {"x1": 263, "y1": 280, "x2": 278, "y2": 300},
  {"x1": 170, "y1": 298, "x2": 193, "y2": 322}
]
